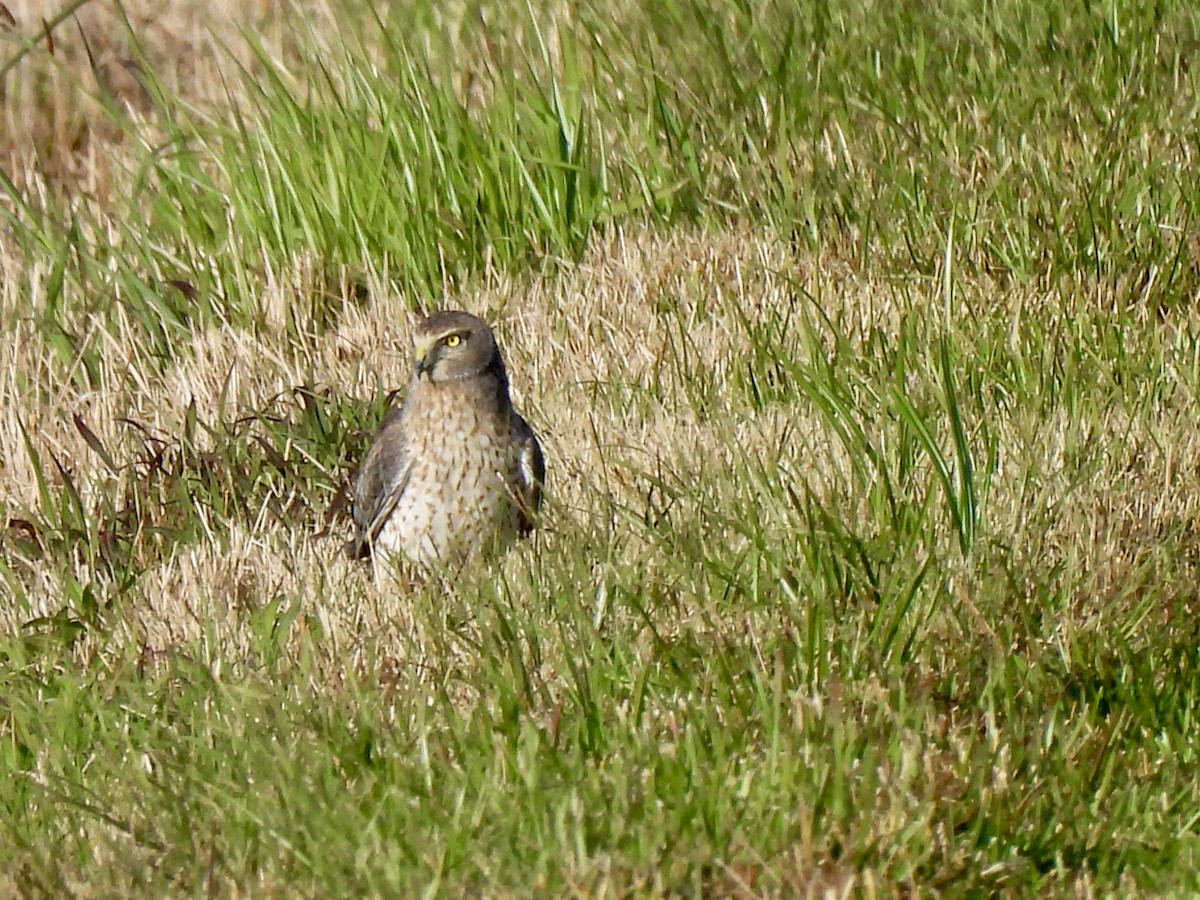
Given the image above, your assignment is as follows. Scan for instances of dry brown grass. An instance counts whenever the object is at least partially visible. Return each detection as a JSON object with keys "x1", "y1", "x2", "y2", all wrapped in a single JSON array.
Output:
[
  {"x1": 0, "y1": 0, "x2": 342, "y2": 193},
  {"x1": 0, "y1": 224, "x2": 810, "y2": 656},
  {"x1": 4, "y1": 214, "x2": 1198, "y2": 686}
]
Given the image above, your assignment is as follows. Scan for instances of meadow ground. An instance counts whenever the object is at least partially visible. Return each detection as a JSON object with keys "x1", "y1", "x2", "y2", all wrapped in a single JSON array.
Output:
[{"x1": 2, "y1": 0, "x2": 1200, "y2": 895}]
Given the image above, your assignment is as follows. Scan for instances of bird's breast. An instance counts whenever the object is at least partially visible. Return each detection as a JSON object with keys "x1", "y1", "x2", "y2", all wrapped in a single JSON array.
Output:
[{"x1": 375, "y1": 380, "x2": 521, "y2": 564}]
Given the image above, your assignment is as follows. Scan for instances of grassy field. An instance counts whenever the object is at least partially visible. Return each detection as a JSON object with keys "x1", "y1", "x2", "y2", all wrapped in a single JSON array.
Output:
[{"x1": 2, "y1": 0, "x2": 1200, "y2": 895}]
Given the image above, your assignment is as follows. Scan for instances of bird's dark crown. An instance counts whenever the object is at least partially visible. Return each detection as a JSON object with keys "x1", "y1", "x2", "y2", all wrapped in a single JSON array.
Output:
[{"x1": 414, "y1": 310, "x2": 491, "y2": 341}]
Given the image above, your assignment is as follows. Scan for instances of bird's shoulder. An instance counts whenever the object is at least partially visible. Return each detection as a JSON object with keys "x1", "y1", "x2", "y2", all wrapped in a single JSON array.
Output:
[
  {"x1": 347, "y1": 401, "x2": 414, "y2": 556},
  {"x1": 357, "y1": 404, "x2": 410, "y2": 492}
]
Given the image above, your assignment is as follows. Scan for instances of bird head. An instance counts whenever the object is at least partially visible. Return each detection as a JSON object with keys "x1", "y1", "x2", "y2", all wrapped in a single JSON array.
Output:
[{"x1": 411, "y1": 310, "x2": 502, "y2": 383}]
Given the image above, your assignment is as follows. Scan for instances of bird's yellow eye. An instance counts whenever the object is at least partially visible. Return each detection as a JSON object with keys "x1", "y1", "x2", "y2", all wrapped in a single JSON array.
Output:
[{"x1": 445, "y1": 334, "x2": 462, "y2": 348}]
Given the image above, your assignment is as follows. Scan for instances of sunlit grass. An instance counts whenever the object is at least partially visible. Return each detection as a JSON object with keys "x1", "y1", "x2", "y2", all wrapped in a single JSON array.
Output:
[{"x1": 2, "y1": 0, "x2": 1200, "y2": 895}]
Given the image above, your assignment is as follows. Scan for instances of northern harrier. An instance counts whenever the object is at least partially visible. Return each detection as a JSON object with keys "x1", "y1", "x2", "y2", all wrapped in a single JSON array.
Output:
[{"x1": 347, "y1": 310, "x2": 545, "y2": 565}]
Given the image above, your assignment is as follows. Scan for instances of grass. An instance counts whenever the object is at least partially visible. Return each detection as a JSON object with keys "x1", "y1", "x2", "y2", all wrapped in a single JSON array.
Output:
[{"x1": 3, "y1": 0, "x2": 1200, "y2": 895}]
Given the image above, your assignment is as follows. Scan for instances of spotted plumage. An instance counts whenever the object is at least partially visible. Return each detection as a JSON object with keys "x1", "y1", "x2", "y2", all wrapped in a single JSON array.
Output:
[{"x1": 348, "y1": 310, "x2": 544, "y2": 566}]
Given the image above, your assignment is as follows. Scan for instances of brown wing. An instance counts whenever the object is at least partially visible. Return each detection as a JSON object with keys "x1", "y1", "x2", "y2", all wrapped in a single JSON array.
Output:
[
  {"x1": 346, "y1": 406, "x2": 413, "y2": 559},
  {"x1": 511, "y1": 410, "x2": 545, "y2": 534}
]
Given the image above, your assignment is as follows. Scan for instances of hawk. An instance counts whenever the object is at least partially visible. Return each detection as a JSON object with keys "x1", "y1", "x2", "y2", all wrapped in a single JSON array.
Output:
[{"x1": 347, "y1": 310, "x2": 545, "y2": 565}]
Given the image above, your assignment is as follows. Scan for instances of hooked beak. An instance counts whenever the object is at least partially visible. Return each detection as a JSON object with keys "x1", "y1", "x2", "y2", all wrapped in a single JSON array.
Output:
[{"x1": 414, "y1": 343, "x2": 435, "y2": 380}]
